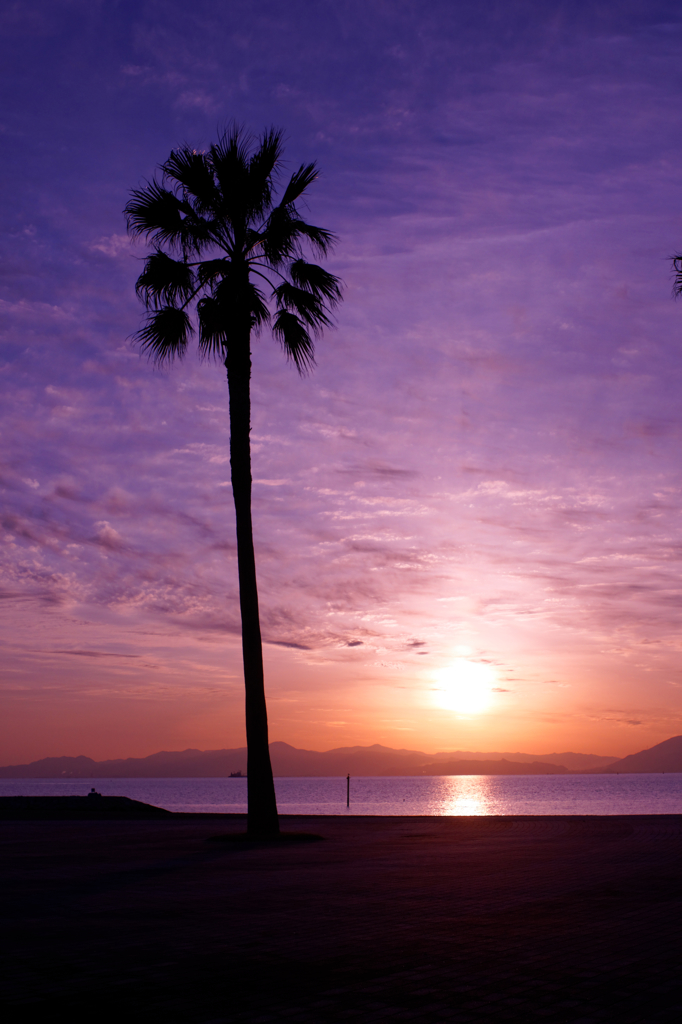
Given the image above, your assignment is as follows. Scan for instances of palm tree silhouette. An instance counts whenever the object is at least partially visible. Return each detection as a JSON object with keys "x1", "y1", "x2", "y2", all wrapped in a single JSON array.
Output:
[
  {"x1": 125, "y1": 126, "x2": 342, "y2": 835},
  {"x1": 672, "y1": 254, "x2": 682, "y2": 298}
]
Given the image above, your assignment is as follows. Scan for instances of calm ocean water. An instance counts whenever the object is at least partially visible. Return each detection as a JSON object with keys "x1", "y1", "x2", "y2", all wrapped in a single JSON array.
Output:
[{"x1": 2, "y1": 774, "x2": 682, "y2": 815}]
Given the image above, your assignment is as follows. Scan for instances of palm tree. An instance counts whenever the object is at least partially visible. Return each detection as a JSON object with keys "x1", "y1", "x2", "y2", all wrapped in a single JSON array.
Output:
[
  {"x1": 125, "y1": 126, "x2": 342, "y2": 836},
  {"x1": 672, "y1": 254, "x2": 682, "y2": 297}
]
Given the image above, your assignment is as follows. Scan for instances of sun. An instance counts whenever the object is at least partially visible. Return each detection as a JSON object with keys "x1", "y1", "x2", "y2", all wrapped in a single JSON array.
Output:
[{"x1": 433, "y1": 659, "x2": 497, "y2": 714}]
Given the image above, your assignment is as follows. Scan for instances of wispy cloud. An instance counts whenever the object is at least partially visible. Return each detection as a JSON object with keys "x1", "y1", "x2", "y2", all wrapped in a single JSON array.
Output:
[{"x1": 2, "y1": 1, "x2": 682, "y2": 760}]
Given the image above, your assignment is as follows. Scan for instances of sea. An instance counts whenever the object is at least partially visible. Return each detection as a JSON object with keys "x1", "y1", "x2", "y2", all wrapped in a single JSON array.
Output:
[{"x1": 2, "y1": 774, "x2": 682, "y2": 815}]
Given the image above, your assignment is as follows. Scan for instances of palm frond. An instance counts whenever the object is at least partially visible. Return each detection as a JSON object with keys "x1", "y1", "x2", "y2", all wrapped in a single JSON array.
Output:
[
  {"x1": 210, "y1": 126, "x2": 261, "y2": 225},
  {"x1": 125, "y1": 180, "x2": 212, "y2": 253},
  {"x1": 247, "y1": 282, "x2": 271, "y2": 330},
  {"x1": 135, "y1": 307, "x2": 193, "y2": 363},
  {"x1": 125, "y1": 181, "x2": 186, "y2": 246},
  {"x1": 280, "y1": 163, "x2": 318, "y2": 206},
  {"x1": 260, "y1": 206, "x2": 299, "y2": 264},
  {"x1": 197, "y1": 296, "x2": 229, "y2": 358},
  {"x1": 135, "y1": 251, "x2": 195, "y2": 309},
  {"x1": 274, "y1": 282, "x2": 333, "y2": 335},
  {"x1": 209, "y1": 126, "x2": 289, "y2": 228},
  {"x1": 247, "y1": 128, "x2": 284, "y2": 208},
  {"x1": 672, "y1": 254, "x2": 682, "y2": 298},
  {"x1": 289, "y1": 259, "x2": 342, "y2": 306},
  {"x1": 244, "y1": 227, "x2": 265, "y2": 255},
  {"x1": 197, "y1": 258, "x2": 231, "y2": 286},
  {"x1": 291, "y1": 221, "x2": 337, "y2": 257},
  {"x1": 210, "y1": 124, "x2": 253, "y2": 173},
  {"x1": 162, "y1": 147, "x2": 221, "y2": 216},
  {"x1": 258, "y1": 214, "x2": 337, "y2": 266},
  {"x1": 272, "y1": 309, "x2": 315, "y2": 373}
]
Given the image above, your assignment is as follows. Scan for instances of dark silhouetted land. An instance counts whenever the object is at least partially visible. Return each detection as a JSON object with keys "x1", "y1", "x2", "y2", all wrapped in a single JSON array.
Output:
[
  {"x1": 0, "y1": 741, "x2": 619, "y2": 777},
  {"x1": 418, "y1": 758, "x2": 568, "y2": 775},
  {"x1": 5, "y1": 733, "x2": 680, "y2": 780},
  {"x1": 0, "y1": 795, "x2": 175, "y2": 820},
  {"x1": 2, "y1": 812, "x2": 682, "y2": 1022},
  {"x1": 591, "y1": 734, "x2": 682, "y2": 773}
]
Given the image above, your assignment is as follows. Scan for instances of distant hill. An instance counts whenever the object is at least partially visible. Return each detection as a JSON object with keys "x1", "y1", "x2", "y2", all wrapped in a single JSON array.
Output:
[
  {"x1": 592, "y1": 735, "x2": 682, "y2": 773},
  {"x1": 431, "y1": 750, "x2": 617, "y2": 771},
  {"x1": 420, "y1": 759, "x2": 568, "y2": 776},
  {"x1": 0, "y1": 742, "x2": 615, "y2": 778}
]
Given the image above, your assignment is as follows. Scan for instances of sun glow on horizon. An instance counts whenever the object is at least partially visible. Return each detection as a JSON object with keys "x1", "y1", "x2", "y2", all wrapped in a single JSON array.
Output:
[{"x1": 433, "y1": 659, "x2": 498, "y2": 714}]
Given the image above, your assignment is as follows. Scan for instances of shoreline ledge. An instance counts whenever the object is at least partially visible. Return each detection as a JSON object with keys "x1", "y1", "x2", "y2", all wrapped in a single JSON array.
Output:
[{"x1": 1, "y1": 794, "x2": 681, "y2": 822}]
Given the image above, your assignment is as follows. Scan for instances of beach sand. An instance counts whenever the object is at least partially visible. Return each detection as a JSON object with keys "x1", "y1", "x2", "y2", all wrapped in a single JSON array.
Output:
[{"x1": 2, "y1": 813, "x2": 682, "y2": 1022}]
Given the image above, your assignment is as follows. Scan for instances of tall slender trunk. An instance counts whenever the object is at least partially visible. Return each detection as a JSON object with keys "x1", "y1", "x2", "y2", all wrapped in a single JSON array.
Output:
[{"x1": 225, "y1": 328, "x2": 279, "y2": 837}]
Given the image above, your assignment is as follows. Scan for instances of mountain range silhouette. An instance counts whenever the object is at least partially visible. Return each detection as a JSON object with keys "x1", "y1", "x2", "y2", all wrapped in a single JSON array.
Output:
[{"x1": 6, "y1": 738, "x2": 679, "y2": 777}]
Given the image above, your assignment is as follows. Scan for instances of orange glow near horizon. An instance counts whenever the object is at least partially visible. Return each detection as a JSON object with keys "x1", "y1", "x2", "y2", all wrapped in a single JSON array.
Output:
[{"x1": 2, "y1": 632, "x2": 682, "y2": 764}]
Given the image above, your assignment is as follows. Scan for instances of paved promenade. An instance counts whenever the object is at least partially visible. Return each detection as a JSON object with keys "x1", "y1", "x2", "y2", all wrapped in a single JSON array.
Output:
[{"x1": 2, "y1": 814, "x2": 682, "y2": 1022}]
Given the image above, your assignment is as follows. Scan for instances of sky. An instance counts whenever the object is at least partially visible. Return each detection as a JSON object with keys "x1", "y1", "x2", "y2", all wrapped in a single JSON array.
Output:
[{"x1": 2, "y1": 0, "x2": 682, "y2": 763}]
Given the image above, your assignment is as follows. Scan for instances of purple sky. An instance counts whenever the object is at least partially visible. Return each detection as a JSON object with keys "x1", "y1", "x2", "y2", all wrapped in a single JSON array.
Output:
[{"x1": 2, "y1": 1, "x2": 682, "y2": 762}]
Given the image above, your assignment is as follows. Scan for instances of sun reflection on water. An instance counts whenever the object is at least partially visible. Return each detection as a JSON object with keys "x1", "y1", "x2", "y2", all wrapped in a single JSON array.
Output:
[{"x1": 440, "y1": 775, "x2": 493, "y2": 815}]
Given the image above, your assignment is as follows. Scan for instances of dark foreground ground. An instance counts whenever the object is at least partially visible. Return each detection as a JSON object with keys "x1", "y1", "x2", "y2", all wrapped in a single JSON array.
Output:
[{"x1": 2, "y1": 813, "x2": 682, "y2": 1023}]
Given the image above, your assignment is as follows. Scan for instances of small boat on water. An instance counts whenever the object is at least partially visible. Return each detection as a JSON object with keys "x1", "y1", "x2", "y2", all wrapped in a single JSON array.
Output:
[{"x1": 229, "y1": 771, "x2": 245, "y2": 778}]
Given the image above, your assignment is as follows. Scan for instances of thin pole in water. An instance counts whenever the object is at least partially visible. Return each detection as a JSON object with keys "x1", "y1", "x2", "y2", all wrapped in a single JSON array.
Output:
[{"x1": 346, "y1": 773, "x2": 350, "y2": 808}]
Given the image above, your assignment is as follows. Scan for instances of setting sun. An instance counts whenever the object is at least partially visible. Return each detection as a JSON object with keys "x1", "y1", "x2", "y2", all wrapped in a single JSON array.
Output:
[{"x1": 433, "y1": 660, "x2": 498, "y2": 714}]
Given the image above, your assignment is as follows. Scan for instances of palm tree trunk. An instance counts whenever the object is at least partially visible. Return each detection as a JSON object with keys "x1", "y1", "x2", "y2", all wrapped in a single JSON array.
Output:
[{"x1": 225, "y1": 336, "x2": 279, "y2": 837}]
